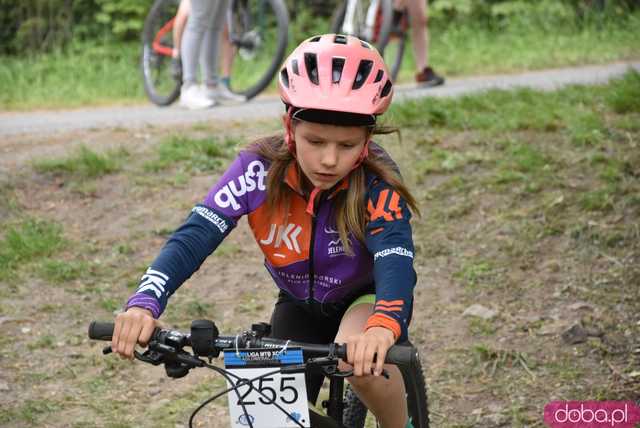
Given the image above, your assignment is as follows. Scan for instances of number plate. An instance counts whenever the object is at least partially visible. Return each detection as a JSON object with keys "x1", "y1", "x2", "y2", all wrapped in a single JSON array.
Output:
[{"x1": 224, "y1": 347, "x2": 310, "y2": 428}]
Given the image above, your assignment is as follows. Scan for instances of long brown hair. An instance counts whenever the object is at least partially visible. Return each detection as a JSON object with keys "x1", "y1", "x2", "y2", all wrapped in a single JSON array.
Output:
[{"x1": 248, "y1": 126, "x2": 420, "y2": 256}]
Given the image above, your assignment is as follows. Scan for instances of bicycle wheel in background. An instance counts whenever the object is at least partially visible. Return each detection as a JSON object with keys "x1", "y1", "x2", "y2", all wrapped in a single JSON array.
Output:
[
  {"x1": 141, "y1": 0, "x2": 182, "y2": 106},
  {"x1": 330, "y1": 0, "x2": 393, "y2": 51},
  {"x1": 226, "y1": 0, "x2": 289, "y2": 100},
  {"x1": 342, "y1": 343, "x2": 430, "y2": 428},
  {"x1": 380, "y1": 8, "x2": 408, "y2": 82}
]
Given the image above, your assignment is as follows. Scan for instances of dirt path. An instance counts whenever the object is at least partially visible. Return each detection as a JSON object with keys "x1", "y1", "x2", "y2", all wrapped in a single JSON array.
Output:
[
  {"x1": 1, "y1": 64, "x2": 638, "y2": 428},
  {"x1": 1, "y1": 61, "x2": 638, "y2": 138}
]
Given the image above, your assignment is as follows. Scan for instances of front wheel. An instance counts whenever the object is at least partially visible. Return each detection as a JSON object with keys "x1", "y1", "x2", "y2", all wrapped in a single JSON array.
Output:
[
  {"x1": 226, "y1": 0, "x2": 289, "y2": 99},
  {"x1": 342, "y1": 343, "x2": 430, "y2": 428}
]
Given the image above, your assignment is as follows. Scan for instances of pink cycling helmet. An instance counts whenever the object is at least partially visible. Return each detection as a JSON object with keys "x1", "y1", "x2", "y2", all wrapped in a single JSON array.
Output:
[{"x1": 278, "y1": 34, "x2": 394, "y2": 124}]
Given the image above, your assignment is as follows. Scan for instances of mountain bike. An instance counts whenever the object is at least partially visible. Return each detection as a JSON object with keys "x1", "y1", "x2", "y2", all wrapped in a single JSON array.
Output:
[
  {"x1": 141, "y1": 0, "x2": 289, "y2": 106},
  {"x1": 330, "y1": 0, "x2": 393, "y2": 51},
  {"x1": 88, "y1": 320, "x2": 430, "y2": 427}
]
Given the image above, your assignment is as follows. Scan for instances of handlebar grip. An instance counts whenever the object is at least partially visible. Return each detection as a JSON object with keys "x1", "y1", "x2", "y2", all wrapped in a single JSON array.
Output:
[
  {"x1": 88, "y1": 321, "x2": 115, "y2": 341},
  {"x1": 385, "y1": 343, "x2": 419, "y2": 368}
]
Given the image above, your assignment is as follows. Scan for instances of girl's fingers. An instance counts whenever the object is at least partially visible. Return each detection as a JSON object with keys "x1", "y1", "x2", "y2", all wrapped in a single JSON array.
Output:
[
  {"x1": 112, "y1": 316, "x2": 123, "y2": 354},
  {"x1": 363, "y1": 342, "x2": 377, "y2": 376},
  {"x1": 374, "y1": 343, "x2": 388, "y2": 376},
  {"x1": 124, "y1": 322, "x2": 143, "y2": 359},
  {"x1": 353, "y1": 339, "x2": 367, "y2": 376},
  {"x1": 346, "y1": 337, "x2": 356, "y2": 366},
  {"x1": 116, "y1": 321, "x2": 131, "y2": 358},
  {"x1": 139, "y1": 318, "x2": 156, "y2": 346}
]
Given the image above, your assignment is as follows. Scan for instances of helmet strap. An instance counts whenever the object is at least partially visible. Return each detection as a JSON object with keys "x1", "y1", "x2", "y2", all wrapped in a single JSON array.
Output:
[
  {"x1": 351, "y1": 139, "x2": 370, "y2": 170},
  {"x1": 285, "y1": 106, "x2": 296, "y2": 156}
]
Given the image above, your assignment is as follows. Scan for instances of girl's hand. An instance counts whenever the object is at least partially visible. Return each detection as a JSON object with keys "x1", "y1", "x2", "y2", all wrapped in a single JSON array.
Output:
[
  {"x1": 345, "y1": 327, "x2": 395, "y2": 377},
  {"x1": 111, "y1": 307, "x2": 157, "y2": 360}
]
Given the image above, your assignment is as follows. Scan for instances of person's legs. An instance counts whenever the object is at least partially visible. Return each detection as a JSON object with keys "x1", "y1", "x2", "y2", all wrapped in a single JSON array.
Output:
[
  {"x1": 221, "y1": 24, "x2": 236, "y2": 83},
  {"x1": 180, "y1": 0, "x2": 217, "y2": 108},
  {"x1": 201, "y1": 0, "x2": 228, "y2": 87},
  {"x1": 334, "y1": 302, "x2": 409, "y2": 428},
  {"x1": 406, "y1": 0, "x2": 444, "y2": 86},
  {"x1": 173, "y1": 0, "x2": 191, "y2": 59},
  {"x1": 200, "y1": 0, "x2": 245, "y2": 102},
  {"x1": 406, "y1": 0, "x2": 427, "y2": 72}
]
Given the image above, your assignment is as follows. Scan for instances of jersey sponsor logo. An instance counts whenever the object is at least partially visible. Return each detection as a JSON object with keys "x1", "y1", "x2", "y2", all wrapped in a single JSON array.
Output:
[
  {"x1": 324, "y1": 225, "x2": 350, "y2": 256},
  {"x1": 373, "y1": 246, "x2": 414, "y2": 261},
  {"x1": 260, "y1": 223, "x2": 303, "y2": 254},
  {"x1": 192, "y1": 206, "x2": 229, "y2": 234},
  {"x1": 214, "y1": 160, "x2": 267, "y2": 211},
  {"x1": 136, "y1": 268, "x2": 169, "y2": 298},
  {"x1": 324, "y1": 225, "x2": 343, "y2": 248},
  {"x1": 367, "y1": 189, "x2": 403, "y2": 222}
]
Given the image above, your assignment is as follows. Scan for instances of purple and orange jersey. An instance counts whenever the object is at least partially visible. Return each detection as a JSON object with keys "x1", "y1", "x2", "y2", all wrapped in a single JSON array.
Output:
[{"x1": 126, "y1": 145, "x2": 417, "y2": 340}]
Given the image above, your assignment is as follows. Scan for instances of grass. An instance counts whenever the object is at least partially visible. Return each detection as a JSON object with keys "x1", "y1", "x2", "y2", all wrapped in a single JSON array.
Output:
[
  {"x1": 33, "y1": 145, "x2": 129, "y2": 179},
  {"x1": 0, "y1": 218, "x2": 66, "y2": 279},
  {"x1": 37, "y1": 259, "x2": 90, "y2": 283},
  {"x1": 0, "y1": 41, "x2": 142, "y2": 110},
  {"x1": 1, "y1": 11, "x2": 639, "y2": 110},
  {"x1": 0, "y1": 399, "x2": 63, "y2": 425},
  {"x1": 143, "y1": 134, "x2": 238, "y2": 173}
]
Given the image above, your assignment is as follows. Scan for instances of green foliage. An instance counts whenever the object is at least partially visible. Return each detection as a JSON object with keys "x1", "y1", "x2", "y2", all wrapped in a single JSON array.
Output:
[
  {"x1": 0, "y1": 0, "x2": 153, "y2": 54},
  {"x1": 94, "y1": 0, "x2": 153, "y2": 39}
]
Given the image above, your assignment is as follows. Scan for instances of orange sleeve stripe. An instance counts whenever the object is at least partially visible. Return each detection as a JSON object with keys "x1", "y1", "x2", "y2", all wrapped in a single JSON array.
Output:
[
  {"x1": 375, "y1": 305, "x2": 403, "y2": 312},
  {"x1": 365, "y1": 313, "x2": 401, "y2": 340},
  {"x1": 376, "y1": 299, "x2": 404, "y2": 307},
  {"x1": 370, "y1": 227, "x2": 384, "y2": 235}
]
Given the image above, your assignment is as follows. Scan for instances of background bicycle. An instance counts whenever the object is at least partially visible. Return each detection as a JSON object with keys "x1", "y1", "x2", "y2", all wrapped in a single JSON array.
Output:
[
  {"x1": 330, "y1": 0, "x2": 409, "y2": 82},
  {"x1": 88, "y1": 320, "x2": 430, "y2": 428},
  {"x1": 141, "y1": 0, "x2": 289, "y2": 106}
]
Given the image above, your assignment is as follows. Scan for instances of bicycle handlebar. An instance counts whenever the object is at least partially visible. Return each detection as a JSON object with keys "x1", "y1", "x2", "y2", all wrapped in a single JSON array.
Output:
[{"x1": 88, "y1": 320, "x2": 419, "y2": 369}]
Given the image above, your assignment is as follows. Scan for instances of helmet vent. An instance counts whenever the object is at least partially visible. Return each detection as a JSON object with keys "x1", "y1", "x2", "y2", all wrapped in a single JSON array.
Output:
[
  {"x1": 352, "y1": 59, "x2": 373, "y2": 90},
  {"x1": 280, "y1": 68, "x2": 290, "y2": 88},
  {"x1": 304, "y1": 53, "x2": 319, "y2": 85},
  {"x1": 374, "y1": 69, "x2": 384, "y2": 83},
  {"x1": 380, "y1": 79, "x2": 393, "y2": 98},
  {"x1": 332, "y1": 57, "x2": 346, "y2": 83},
  {"x1": 309, "y1": 36, "x2": 322, "y2": 42},
  {"x1": 360, "y1": 40, "x2": 372, "y2": 49},
  {"x1": 334, "y1": 34, "x2": 348, "y2": 44},
  {"x1": 292, "y1": 59, "x2": 299, "y2": 75}
]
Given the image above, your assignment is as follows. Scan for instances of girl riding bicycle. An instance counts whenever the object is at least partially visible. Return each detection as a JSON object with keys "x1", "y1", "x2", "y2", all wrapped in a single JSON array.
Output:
[{"x1": 113, "y1": 34, "x2": 420, "y2": 428}]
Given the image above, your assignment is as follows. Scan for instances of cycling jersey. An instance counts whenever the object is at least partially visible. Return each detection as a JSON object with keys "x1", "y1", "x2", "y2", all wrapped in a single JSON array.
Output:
[{"x1": 126, "y1": 143, "x2": 417, "y2": 340}]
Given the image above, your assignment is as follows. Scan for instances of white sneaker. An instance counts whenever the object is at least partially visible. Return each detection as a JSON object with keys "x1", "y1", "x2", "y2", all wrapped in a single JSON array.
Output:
[
  {"x1": 179, "y1": 84, "x2": 215, "y2": 109},
  {"x1": 203, "y1": 84, "x2": 247, "y2": 103}
]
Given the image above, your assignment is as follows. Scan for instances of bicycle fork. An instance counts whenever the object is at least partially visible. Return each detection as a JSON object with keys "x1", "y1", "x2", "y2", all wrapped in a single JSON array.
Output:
[{"x1": 342, "y1": 0, "x2": 381, "y2": 41}]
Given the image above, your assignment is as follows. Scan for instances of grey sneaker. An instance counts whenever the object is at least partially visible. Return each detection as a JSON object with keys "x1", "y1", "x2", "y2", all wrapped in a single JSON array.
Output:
[{"x1": 204, "y1": 84, "x2": 247, "y2": 103}]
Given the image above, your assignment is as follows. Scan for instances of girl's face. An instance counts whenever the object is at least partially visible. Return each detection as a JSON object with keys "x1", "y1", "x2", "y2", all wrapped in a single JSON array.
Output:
[{"x1": 290, "y1": 120, "x2": 368, "y2": 190}]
